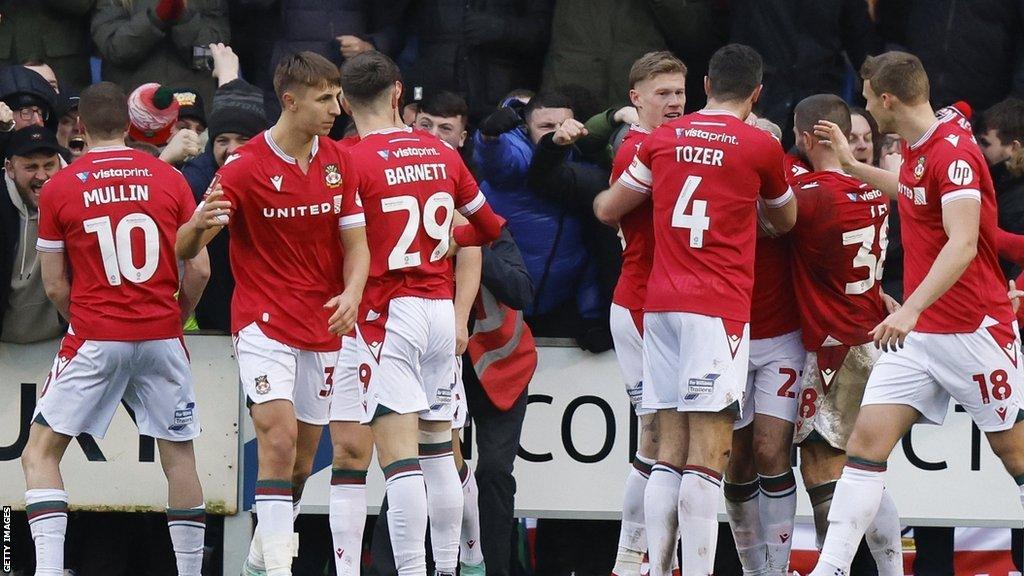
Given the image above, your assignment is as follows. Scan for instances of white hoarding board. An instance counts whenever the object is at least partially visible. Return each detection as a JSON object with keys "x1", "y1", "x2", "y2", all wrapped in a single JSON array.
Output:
[{"x1": 0, "y1": 336, "x2": 240, "y2": 514}]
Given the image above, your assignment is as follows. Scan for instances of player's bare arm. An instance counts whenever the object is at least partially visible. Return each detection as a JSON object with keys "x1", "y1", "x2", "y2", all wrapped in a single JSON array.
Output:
[
  {"x1": 326, "y1": 225, "x2": 369, "y2": 335},
  {"x1": 760, "y1": 193, "x2": 798, "y2": 235},
  {"x1": 39, "y1": 251, "x2": 70, "y2": 320},
  {"x1": 175, "y1": 186, "x2": 231, "y2": 260},
  {"x1": 178, "y1": 247, "x2": 211, "y2": 325},
  {"x1": 871, "y1": 198, "x2": 980, "y2": 351},
  {"x1": 594, "y1": 180, "x2": 646, "y2": 227},
  {"x1": 454, "y1": 245, "x2": 482, "y2": 355},
  {"x1": 815, "y1": 120, "x2": 900, "y2": 199}
]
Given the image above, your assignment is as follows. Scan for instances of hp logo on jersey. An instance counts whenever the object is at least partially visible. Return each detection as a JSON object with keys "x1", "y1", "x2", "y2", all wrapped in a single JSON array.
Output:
[{"x1": 947, "y1": 160, "x2": 975, "y2": 186}]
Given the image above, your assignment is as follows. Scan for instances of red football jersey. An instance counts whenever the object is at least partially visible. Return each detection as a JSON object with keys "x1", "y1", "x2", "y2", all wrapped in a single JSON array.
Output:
[
  {"x1": 341, "y1": 126, "x2": 487, "y2": 311},
  {"x1": 789, "y1": 170, "x2": 889, "y2": 350},
  {"x1": 611, "y1": 126, "x2": 653, "y2": 311},
  {"x1": 619, "y1": 110, "x2": 792, "y2": 321},
  {"x1": 36, "y1": 146, "x2": 195, "y2": 341},
  {"x1": 216, "y1": 131, "x2": 363, "y2": 351},
  {"x1": 749, "y1": 237, "x2": 800, "y2": 339},
  {"x1": 897, "y1": 116, "x2": 1013, "y2": 333}
]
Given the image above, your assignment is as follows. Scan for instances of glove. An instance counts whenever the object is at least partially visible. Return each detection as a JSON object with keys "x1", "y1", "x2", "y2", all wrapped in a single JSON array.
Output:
[
  {"x1": 155, "y1": 0, "x2": 185, "y2": 22},
  {"x1": 464, "y1": 11, "x2": 501, "y2": 47},
  {"x1": 576, "y1": 318, "x2": 614, "y2": 353},
  {"x1": 478, "y1": 107, "x2": 522, "y2": 138}
]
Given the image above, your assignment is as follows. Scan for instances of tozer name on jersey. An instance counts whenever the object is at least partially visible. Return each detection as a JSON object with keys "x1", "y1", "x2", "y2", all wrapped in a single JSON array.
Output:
[
  {"x1": 83, "y1": 184, "x2": 150, "y2": 207},
  {"x1": 384, "y1": 163, "x2": 449, "y2": 186},
  {"x1": 676, "y1": 145, "x2": 724, "y2": 166}
]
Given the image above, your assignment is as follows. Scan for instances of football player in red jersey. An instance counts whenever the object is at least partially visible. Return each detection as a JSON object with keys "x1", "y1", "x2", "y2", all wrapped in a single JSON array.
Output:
[
  {"x1": 595, "y1": 44, "x2": 797, "y2": 576},
  {"x1": 22, "y1": 82, "x2": 209, "y2": 576},
  {"x1": 337, "y1": 51, "x2": 503, "y2": 576},
  {"x1": 807, "y1": 52, "x2": 1024, "y2": 576},
  {"x1": 177, "y1": 52, "x2": 370, "y2": 576},
  {"x1": 786, "y1": 95, "x2": 903, "y2": 576},
  {"x1": 594, "y1": 50, "x2": 687, "y2": 576}
]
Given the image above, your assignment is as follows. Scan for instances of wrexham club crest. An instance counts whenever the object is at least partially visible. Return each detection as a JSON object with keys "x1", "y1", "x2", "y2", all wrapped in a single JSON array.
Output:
[
  {"x1": 324, "y1": 163, "x2": 342, "y2": 188},
  {"x1": 254, "y1": 374, "x2": 270, "y2": 395}
]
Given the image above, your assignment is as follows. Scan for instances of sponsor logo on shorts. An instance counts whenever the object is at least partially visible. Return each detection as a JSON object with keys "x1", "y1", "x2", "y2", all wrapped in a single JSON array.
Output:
[
  {"x1": 997, "y1": 406, "x2": 1008, "y2": 422},
  {"x1": 685, "y1": 374, "x2": 719, "y2": 400},
  {"x1": 431, "y1": 386, "x2": 452, "y2": 409},
  {"x1": 627, "y1": 382, "x2": 644, "y2": 405},
  {"x1": 255, "y1": 375, "x2": 271, "y2": 395},
  {"x1": 169, "y1": 402, "x2": 195, "y2": 431}
]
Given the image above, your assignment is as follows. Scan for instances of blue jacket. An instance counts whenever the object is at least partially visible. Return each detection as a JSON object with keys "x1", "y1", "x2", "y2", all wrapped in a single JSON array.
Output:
[
  {"x1": 473, "y1": 127, "x2": 601, "y2": 319},
  {"x1": 182, "y1": 147, "x2": 234, "y2": 331}
]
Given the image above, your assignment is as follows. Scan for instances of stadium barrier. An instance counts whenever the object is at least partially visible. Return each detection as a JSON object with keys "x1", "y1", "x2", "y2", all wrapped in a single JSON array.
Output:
[{"x1": 2, "y1": 335, "x2": 1022, "y2": 572}]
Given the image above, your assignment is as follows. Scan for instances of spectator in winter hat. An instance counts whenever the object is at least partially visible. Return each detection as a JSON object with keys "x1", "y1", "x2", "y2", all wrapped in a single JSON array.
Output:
[
  {"x1": 174, "y1": 89, "x2": 207, "y2": 134},
  {"x1": 128, "y1": 83, "x2": 180, "y2": 147}
]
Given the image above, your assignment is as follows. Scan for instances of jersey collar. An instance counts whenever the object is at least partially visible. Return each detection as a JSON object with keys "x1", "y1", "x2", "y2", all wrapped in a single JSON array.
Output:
[
  {"x1": 264, "y1": 129, "x2": 320, "y2": 165},
  {"x1": 697, "y1": 109, "x2": 742, "y2": 120},
  {"x1": 909, "y1": 120, "x2": 941, "y2": 151},
  {"x1": 362, "y1": 125, "x2": 413, "y2": 138}
]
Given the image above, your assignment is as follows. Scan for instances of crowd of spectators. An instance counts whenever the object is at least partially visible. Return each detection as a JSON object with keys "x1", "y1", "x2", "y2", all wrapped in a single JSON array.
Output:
[
  {"x1": 3, "y1": 0, "x2": 1024, "y2": 351},
  {"x1": 4, "y1": 0, "x2": 1024, "y2": 574}
]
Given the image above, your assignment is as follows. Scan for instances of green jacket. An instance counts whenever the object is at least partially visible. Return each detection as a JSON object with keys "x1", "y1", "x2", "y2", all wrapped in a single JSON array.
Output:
[
  {"x1": 92, "y1": 0, "x2": 230, "y2": 115},
  {"x1": 541, "y1": 0, "x2": 726, "y2": 109},
  {"x1": 0, "y1": 0, "x2": 96, "y2": 92}
]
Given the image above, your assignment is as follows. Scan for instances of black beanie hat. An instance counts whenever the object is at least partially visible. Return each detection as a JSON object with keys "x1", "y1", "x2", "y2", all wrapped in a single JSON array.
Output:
[{"x1": 207, "y1": 79, "x2": 267, "y2": 141}]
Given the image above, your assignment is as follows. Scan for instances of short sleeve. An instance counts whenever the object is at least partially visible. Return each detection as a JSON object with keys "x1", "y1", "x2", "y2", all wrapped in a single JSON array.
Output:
[
  {"x1": 758, "y1": 137, "x2": 793, "y2": 207},
  {"x1": 791, "y1": 183, "x2": 820, "y2": 236},
  {"x1": 618, "y1": 142, "x2": 653, "y2": 195},
  {"x1": 935, "y1": 150, "x2": 984, "y2": 206},
  {"x1": 339, "y1": 151, "x2": 365, "y2": 230},
  {"x1": 36, "y1": 180, "x2": 64, "y2": 253},
  {"x1": 453, "y1": 153, "x2": 486, "y2": 216}
]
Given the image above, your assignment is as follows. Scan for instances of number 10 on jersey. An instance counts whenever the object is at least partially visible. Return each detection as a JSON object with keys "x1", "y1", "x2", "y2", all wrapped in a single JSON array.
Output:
[{"x1": 672, "y1": 175, "x2": 709, "y2": 248}]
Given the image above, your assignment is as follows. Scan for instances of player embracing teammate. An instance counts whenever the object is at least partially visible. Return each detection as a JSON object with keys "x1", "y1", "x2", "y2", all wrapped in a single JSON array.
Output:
[
  {"x1": 803, "y1": 51, "x2": 1024, "y2": 576},
  {"x1": 597, "y1": 44, "x2": 797, "y2": 576}
]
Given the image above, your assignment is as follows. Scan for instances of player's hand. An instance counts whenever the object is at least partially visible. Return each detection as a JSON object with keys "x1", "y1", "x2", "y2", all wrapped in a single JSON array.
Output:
[
  {"x1": 613, "y1": 106, "x2": 639, "y2": 126},
  {"x1": 813, "y1": 120, "x2": 857, "y2": 170},
  {"x1": 337, "y1": 35, "x2": 373, "y2": 59},
  {"x1": 0, "y1": 101, "x2": 12, "y2": 131},
  {"x1": 869, "y1": 306, "x2": 919, "y2": 352},
  {"x1": 1008, "y1": 280, "x2": 1024, "y2": 313},
  {"x1": 552, "y1": 118, "x2": 588, "y2": 146},
  {"x1": 880, "y1": 152, "x2": 903, "y2": 174},
  {"x1": 881, "y1": 292, "x2": 902, "y2": 314},
  {"x1": 160, "y1": 128, "x2": 202, "y2": 164},
  {"x1": 325, "y1": 291, "x2": 359, "y2": 335},
  {"x1": 455, "y1": 323, "x2": 469, "y2": 355},
  {"x1": 210, "y1": 43, "x2": 240, "y2": 85},
  {"x1": 194, "y1": 186, "x2": 231, "y2": 229},
  {"x1": 446, "y1": 234, "x2": 461, "y2": 259}
]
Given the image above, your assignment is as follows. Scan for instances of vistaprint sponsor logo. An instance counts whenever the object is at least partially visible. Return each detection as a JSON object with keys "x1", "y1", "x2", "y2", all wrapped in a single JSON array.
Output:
[
  {"x1": 86, "y1": 167, "x2": 154, "y2": 180},
  {"x1": 678, "y1": 127, "x2": 739, "y2": 145},
  {"x1": 392, "y1": 147, "x2": 441, "y2": 159}
]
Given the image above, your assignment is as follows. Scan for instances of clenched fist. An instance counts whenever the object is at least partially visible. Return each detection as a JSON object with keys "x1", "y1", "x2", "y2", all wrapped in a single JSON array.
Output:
[{"x1": 552, "y1": 118, "x2": 588, "y2": 146}]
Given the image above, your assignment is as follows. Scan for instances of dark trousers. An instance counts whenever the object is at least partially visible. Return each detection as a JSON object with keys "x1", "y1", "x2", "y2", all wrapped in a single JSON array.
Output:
[{"x1": 369, "y1": 357, "x2": 529, "y2": 576}]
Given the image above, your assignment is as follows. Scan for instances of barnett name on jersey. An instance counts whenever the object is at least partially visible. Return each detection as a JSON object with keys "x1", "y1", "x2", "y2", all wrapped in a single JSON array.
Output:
[
  {"x1": 342, "y1": 126, "x2": 499, "y2": 312},
  {"x1": 618, "y1": 110, "x2": 793, "y2": 321},
  {"x1": 898, "y1": 114, "x2": 1013, "y2": 333},
  {"x1": 37, "y1": 146, "x2": 196, "y2": 340},
  {"x1": 789, "y1": 170, "x2": 889, "y2": 350},
  {"x1": 610, "y1": 125, "x2": 654, "y2": 312},
  {"x1": 216, "y1": 130, "x2": 364, "y2": 352}
]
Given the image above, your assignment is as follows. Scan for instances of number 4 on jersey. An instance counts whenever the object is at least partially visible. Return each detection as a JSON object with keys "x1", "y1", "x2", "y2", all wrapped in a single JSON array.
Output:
[{"x1": 672, "y1": 175, "x2": 710, "y2": 248}]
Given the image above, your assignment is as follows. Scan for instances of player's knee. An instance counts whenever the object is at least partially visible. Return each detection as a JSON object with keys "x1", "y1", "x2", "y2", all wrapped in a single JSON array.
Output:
[
  {"x1": 260, "y1": 431, "x2": 298, "y2": 465},
  {"x1": 753, "y1": 434, "x2": 791, "y2": 474}
]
